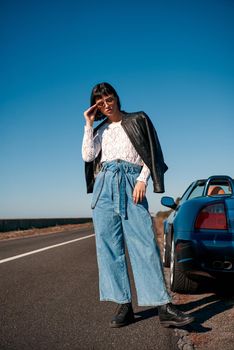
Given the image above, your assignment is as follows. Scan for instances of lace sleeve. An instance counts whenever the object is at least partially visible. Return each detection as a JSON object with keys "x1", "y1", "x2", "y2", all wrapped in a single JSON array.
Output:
[
  {"x1": 136, "y1": 162, "x2": 151, "y2": 185},
  {"x1": 82, "y1": 125, "x2": 101, "y2": 162}
]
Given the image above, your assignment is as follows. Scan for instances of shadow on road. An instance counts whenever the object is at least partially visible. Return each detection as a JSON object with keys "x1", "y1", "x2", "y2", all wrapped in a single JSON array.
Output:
[
  {"x1": 174, "y1": 289, "x2": 234, "y2": 333},
  {"x1": 134, "y1": 307, "x2": 158, "y2": 323},
  {"x1": 131, "y1": 275, "x2": 234, "y2": 332}
]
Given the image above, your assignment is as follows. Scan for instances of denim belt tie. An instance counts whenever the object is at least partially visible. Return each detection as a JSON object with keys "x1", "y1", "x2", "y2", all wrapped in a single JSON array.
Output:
[{"x1": 100, "y1": 160, "x2": 142, "y2": 219}]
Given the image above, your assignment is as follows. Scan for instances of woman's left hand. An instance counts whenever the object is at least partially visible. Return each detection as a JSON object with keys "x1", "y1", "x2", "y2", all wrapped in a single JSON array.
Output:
[{"x1": 132, "y1": 181, "x2": 146, "y2": 204}]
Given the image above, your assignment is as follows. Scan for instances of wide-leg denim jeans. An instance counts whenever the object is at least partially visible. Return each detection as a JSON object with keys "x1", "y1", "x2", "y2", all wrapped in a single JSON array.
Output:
[{"x1": 92, "y1": 160, "x2": 171, "y2": 306}]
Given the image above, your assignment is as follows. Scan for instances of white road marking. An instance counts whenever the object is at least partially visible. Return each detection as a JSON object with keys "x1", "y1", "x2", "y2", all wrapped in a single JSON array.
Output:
[{"x1": 0, "y1": 234, "x2": 95, "y2": 264}]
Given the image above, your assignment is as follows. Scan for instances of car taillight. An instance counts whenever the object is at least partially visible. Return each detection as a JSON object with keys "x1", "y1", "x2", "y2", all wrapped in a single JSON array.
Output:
[{"x1": 195, "y1": 203, "x2": 227, "y2": 230}]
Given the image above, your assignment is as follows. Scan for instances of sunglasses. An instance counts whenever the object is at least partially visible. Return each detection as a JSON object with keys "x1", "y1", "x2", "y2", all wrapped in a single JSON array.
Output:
[{"x1": 96, "y1": 96, "x2": 115, "y2": 109}]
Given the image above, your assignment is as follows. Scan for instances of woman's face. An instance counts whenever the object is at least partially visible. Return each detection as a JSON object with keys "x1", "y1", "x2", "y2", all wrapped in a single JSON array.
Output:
[{"x1": 95, "y1": 94, "x2": 119, "y2": 117}]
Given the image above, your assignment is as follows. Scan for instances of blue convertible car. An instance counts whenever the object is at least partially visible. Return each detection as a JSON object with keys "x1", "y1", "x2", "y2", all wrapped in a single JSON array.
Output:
[{"x1": 161, "y1": 175, "x2": 234, "y2": 293}]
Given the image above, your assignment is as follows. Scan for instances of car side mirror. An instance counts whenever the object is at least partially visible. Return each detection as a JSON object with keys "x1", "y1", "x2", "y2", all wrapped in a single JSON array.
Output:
[{"x1": 161, "y1": 196, "x2": 177, "y2": 210}]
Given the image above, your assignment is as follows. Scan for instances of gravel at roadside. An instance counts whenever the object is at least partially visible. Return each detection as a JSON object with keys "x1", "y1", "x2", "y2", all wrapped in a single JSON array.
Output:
[{"x1": 0, "y1": 222, "x2": 93, "y2": 241}]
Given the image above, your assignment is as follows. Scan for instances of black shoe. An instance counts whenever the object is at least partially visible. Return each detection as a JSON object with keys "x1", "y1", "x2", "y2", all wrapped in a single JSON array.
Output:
[
  {"x1": 110, "y1": 302, "x2": 135, "y2": 328},
  {"x1": 158, "y1": 303, "x2": 195, "y2": 328}
]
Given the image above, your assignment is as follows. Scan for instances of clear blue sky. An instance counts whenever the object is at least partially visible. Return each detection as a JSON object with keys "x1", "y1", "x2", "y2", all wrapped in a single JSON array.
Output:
[{"x1": 1, "y1": 0, "x2": 233, "y2": 218}]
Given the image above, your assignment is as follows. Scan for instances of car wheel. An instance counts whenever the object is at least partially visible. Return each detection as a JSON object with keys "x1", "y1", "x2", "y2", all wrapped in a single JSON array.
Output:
[
  {"x1": 170, "y1": 238, "x2": 199, "y2": 293},
  {"x1": 163, "y1": 229, "x2": 171, "y2": 267}
]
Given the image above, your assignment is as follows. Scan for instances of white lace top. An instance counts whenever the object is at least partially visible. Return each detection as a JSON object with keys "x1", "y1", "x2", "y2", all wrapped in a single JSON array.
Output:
[{"x1": 82, "y1": 121, "x2": 151, "y2": 184}]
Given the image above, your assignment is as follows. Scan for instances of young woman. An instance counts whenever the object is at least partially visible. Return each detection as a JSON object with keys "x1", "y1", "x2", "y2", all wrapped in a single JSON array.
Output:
[{"x1": 82, "y1": 82, "x2": 194, "y2": 328}]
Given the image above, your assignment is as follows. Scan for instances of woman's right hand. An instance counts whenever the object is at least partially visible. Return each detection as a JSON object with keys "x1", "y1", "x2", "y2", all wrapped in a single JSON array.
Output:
[{"x1": 84, "y1": 104, "x2": 98, "y2": 127}]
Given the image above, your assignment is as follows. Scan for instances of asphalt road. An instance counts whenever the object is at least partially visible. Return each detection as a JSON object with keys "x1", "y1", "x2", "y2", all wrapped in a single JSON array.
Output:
[{"x1": 0, "y1": 227, "x2": 178, "y2": 350}]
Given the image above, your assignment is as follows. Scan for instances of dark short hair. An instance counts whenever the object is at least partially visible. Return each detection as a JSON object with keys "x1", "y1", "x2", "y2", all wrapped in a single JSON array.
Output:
[{"x1": 90, "y1": 82, "x2": 121, "y2": 121}]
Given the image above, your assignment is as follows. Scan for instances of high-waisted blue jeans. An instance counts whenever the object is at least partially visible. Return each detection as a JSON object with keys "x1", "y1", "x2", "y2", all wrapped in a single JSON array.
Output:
[{"x1": 92, "y1": 160, "x2": 171, "y2": 306}]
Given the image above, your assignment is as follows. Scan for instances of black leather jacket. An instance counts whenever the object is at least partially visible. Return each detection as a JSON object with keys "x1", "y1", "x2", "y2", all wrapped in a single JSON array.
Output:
[{"x1": 84, "y1": 111, "x2": 168, "y2": 193}]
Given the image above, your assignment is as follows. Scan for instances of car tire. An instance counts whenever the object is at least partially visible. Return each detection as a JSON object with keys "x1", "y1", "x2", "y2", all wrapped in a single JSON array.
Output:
[
  {"x1": 170, "y1": 238, "x2": 199, "y2": 293},
  {"x1": 163, "y1": 229, "x2": 172, "y2": 267}
]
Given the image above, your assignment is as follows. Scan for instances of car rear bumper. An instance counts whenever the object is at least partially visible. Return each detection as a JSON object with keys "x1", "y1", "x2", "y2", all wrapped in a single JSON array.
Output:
[{"x1": 175, "y1": 239, "x2": 234, "y2": 278}]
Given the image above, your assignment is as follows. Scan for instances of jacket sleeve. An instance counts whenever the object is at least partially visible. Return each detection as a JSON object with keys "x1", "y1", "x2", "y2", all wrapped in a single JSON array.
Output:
[{"x1": 142, "y1": 112, "x2": 168, "y2": 193}]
